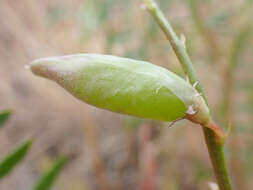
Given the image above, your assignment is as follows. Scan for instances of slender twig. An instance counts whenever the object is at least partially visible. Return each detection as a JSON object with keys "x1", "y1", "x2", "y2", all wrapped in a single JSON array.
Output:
[{"x1": 143, "y1": 1, "x2": 233, "y2": 189}]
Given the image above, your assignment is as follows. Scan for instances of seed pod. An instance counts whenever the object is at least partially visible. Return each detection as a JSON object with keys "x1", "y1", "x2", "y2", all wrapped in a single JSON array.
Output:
[{"x1": 30, "y1": 54, "x2": 210, "y2": 125}]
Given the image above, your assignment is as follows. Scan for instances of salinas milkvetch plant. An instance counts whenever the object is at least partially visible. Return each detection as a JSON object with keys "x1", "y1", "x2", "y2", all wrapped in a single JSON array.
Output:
[{"x1": 29, "y1": 0, "x2": 233, "y2": 189}]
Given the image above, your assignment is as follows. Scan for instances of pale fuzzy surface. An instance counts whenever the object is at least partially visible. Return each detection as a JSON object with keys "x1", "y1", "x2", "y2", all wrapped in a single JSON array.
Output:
[
  {"x1": 31, "y1": 54, "x2": 197, "y2": 107},
  {"x1": 30, "y1": 54, "x2": 204, "y2": 121}
]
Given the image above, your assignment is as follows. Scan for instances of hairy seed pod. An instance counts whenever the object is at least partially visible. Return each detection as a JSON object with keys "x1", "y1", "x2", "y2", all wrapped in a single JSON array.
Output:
[{"x1": 30, "y1": 54, "x2": 210, "y2": 125}]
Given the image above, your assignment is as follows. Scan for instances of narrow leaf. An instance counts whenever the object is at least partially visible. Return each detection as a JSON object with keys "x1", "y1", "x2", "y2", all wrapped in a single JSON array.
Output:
[
  {"x1": 32, "y1": 156, "x2": 67, "y2": 190},
  {"x1": 0, "y1": 139, "x2": 33, "y2": 178},
  {"x1": 0, "y1": 110, "x2": 11, "y2": 128}
]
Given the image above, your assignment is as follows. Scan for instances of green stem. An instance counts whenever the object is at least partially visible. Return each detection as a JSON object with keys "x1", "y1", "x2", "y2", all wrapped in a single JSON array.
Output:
[
  {"x1": 144, "y1": 1, "x2": 233, "y2": 189},
  {"x1": 204, "y1": 122, "x2": 233, "y2": 190},
  {"x1": 144, "y1": 0, "x2": 206, "y2": 102}
]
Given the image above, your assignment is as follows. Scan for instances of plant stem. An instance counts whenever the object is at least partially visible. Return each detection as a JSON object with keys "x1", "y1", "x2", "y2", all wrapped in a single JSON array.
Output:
[
  {"x1": 144, "y1": 1, "x2": 233, "y2": 189},
  {"x1": 144, "y1": 0, "x2": 206, "y2": 101},
  {"x1": 204, "y1": 122, "x2": 232, "y2": 190}
]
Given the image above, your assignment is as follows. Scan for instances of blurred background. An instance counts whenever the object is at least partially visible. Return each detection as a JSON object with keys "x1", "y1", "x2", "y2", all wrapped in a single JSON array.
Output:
[{"x1": 0, "y1": 0, "x2": 253, "y2": 189}]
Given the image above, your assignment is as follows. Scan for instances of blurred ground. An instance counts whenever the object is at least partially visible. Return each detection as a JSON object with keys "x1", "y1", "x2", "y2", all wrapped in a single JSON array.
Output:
[{"x1": 0, "y1": 0, "x2": 253, "y2": 189}]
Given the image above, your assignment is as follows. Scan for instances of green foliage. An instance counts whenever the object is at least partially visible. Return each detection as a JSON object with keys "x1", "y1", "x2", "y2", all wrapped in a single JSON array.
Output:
[
  {"x1": 30, "y1": 54, "x2": 210, "y2": 123},
  {"x1": 0, "y1": 139, "x2": 33, "y2": 178},
  {"x1": 32, "y1": 156, "x2": 67, "y2": 190},
  {"x1": 0, "y1": 110, "x2": 11, "y2": 128}
]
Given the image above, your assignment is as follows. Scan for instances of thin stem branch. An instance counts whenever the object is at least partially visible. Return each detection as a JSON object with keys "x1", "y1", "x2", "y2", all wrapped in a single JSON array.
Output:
[
  {"x1": 144, "y1": 0, "x2": 206, "y2": 102},
  {"x1": 143, "y1": 1, "x2": 233, "y2": 189}
]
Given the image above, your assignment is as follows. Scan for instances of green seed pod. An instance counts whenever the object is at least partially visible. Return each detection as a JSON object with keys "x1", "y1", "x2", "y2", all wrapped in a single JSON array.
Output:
[{"x1": 30, "y1": 54, "x2": 210, "y2": 125}]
